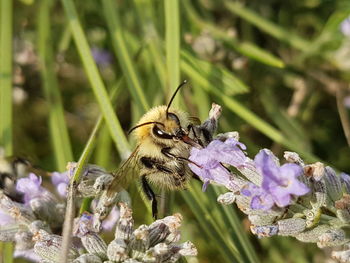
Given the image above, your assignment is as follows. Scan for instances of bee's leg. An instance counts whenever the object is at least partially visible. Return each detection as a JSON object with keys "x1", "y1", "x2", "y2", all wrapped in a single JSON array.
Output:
[
  {"x1": 161, "y1": 148, "x2": 200, "y2": 168},
  {"x1": 141, "y1": 175, "x2": 158, "y2": 219},
  {"x1": 187, "y1": 124, "x2": 203, "y2": 146}
]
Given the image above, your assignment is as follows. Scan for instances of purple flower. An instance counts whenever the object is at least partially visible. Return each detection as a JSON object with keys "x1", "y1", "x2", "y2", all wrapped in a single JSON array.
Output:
[
  {"x1": 340, "y1": 17, "x2": 350, "y2": 37},
  {"x1": 91, "y1": 47, "x2": 113, "y2": 67},
  {"x1": 74, "y1": 213, "x2": 95, "y2": 237},
  {"x1": 101, "y1": 206, "x2": 120, "y2": 231},
  {"x1": 241, "y1": 184, "x2": 274, "y2": 210},
  {"x1": 242, "y1": 150, "x2": 309, "y2": 210},
  {"x1": 16, "y1": 173, "x2": 48, "y2": 204},
  {"x1": 188, "y1": 138, "x2": 247, "y2": 191},
  {"x1": 51, "y1": 171, "x2": 70, "y2": 198}
]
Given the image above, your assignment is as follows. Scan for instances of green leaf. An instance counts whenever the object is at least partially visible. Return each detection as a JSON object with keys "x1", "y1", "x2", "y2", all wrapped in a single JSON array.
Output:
[
  {"x1": 183, "y1": 0, "x2": 285, "y2": 68},
  {"x1": 181, "y1": 50, "x2": 249, "y2": 95},
  {"x1": 165, "y1": 0, "x2": 181, "y2": 106},
  {"x1": 224, "y1": 1, "x2": 310, "y2": 52},
  {"x1": 0, "y1": 0, "x2": 13, "y2": 156},
  {"x1": 38, "y1": 0, "x2": 73, "y2": 171},
  {"x1": 101, "y1": 0, "x2": 149, "y2": 113},
  {"x1": 61, "y1": 0, "x2": 130, "y2": 160}
]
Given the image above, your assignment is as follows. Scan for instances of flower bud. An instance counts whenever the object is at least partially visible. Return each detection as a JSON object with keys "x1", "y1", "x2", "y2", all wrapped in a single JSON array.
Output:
[
  {"x1": 73, "y1": 254, "x2": 103, "y2": 263},
  {"x1": 295, "y1": 225, "x2": 330, "y2": 243},
  {"x1": 317, "y1": 228, "x2": 347, "y2": 248},
  {"x1": 277, "y1": 218, "x2": 306, "y2": 236},
  {"x1": 129, "y1": 224, "x2": 149, "y2": 259},
  {"x1": 175, "y1": 241, "x2": 198, "y2": 256},
  {"x1": 107, "y1": 238, "x2": 128, "y2": 262},
  {"x1": 311, "y1": 180, "x2": 327, "y2": 209},
  {"x1": 324, "y1": 167, "x2": 342, "y2": 202},
  {"x1": 217, "y1": 192, "x2": 236, "y2": 205},
  {"x1": 284, "y1": 151, "x2": 304, "y2": 165},
  {"x1": 115, "y1": 203, "x2": 133, "y2": 241},
  {"x1": 0, "y1": 224, "x2": 18, "y2": 241},
  {"x1": 33, "y1": 230, "x2": 79, "y2": 262},
  {"x1": 304, "y1": 162, "x2": 324, "y2": 181},
  {"x1": 250, "y1": 225, "x2": 278, "y2": 238},
  {"x1": 81, "y1": 233, "x2": 107, "y2": 260},
  {"x1": 248, "y1": 214, "x2": 276, "y2": 226},
  {"x1": 14, "y1": 230, "x2": 33, "y2": 250},
  {"x1": 332, "y1": 249, "x2": 350, "y2": 263}
]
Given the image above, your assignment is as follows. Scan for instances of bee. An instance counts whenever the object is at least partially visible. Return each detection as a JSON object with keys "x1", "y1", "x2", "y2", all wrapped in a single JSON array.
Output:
[{"x1": 106, "y1": 81, "x2": 220, "y2": 218}]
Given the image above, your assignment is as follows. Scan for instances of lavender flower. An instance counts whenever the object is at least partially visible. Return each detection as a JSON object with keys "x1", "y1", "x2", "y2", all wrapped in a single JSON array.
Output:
[
  {"x1": 101, "y1": 206, "x2": 120, "y2": 231},
  {"x1": 91, "y1": 47, "x2": 113, "y2": 67},
  {"x1": 51, "y1": 171, "x2": 70, "y2": 198},
  {"x1": 242, "y1": 150, "x2": 310, "y2": 210},
  {"x1": 341, "y1": 17, "x2": 350, "y2": 37},
  {"x1": 16, "y1": 173, "x2": 48, "y2": 204},
  {"x1": 188, "y1": 138, "x2": 247, "y2": 191}
]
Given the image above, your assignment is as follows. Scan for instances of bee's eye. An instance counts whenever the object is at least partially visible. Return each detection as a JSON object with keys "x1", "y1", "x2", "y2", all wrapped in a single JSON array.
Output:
[
  {"x1": 153, "y1": 125, "x2": 174, "y2": 139},
  {"x1": 167, "y1": 112, "x2": 180, "y2": 125}
]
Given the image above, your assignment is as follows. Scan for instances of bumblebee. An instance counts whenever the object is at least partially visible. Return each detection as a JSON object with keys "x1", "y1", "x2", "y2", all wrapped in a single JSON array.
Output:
[{"x1": 107, "y1": 81, "x2": 220, "y2": 218}]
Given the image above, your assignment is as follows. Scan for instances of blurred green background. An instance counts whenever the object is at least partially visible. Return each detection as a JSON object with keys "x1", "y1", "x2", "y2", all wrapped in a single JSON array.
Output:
[{"x1": 1, "y1": 0, "x2": 350, "y2": 262}]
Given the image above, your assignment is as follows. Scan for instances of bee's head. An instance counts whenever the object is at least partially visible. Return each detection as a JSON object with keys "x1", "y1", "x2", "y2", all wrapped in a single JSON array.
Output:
[
  {"x1": 130, "y1": 106, "x2": 187, "y2": 145},
  {"x1": 128, "y1": 80, "x2": 199, "y2": 146}
]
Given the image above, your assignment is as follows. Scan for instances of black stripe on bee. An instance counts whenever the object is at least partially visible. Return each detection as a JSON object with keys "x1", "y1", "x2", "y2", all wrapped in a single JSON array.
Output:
[{"x1": 140, "y1": 157, "x2": 173, "y2": 174}]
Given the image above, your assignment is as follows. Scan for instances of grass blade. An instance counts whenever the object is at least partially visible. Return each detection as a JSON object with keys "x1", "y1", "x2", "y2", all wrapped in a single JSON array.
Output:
[
  {"x1": 38, "y1": 0, "x2": 73, "y2": 171},
  {"x1": 224, "y1": 1, "x2": 310, "y2": 52},
  {"x1": 61, "y1": 0, "x2": 130, "y2": 160},
  {"x1": 101, "y1": 0, "x2": 149, "y2": 113},
  {"x1": 0, "y1": 0, "x2": 13, "y2": 156},
  {"x1": 181, "y1": 50, "x2": 249, "y2": 95},
  {"x1": 165, "y1": 0, "x2": 181, "y2": 105},
  {"x1": 183, "y1": 0, "x2": 285, "y2": 68},
  {"x1": 181, "y1": 188, "x2": 243, "y2": 263}
]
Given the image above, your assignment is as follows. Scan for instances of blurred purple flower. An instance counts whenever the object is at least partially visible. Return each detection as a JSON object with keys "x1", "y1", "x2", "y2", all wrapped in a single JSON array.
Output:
[
  {"x1": 0, "y1": 209, "x2": 15, "y2": 226},
  {"x1": 242, "y1": 150, "x2": 309, "y2": 210},
  {"x1": 188, "y1": 138, "x2": 247, "y2": 191},
  {"x1": 16, "y1": 173, "x2": 48, "y2": 204},
  {"x1": 51, "y1": 171, "x2": 70, "y2": 198},
  {"x1": 340, "y1": 17, "x2": 350, "y2": 37},
  {"x1": 343, "y1": 96, "x2": 350, "y2": 109},
  {"x1": 91, "y1": 47, "x2": 113, "y2": 67},
  {"x1": 101, "y1": 206, "x2": 120, "y2": 231}
]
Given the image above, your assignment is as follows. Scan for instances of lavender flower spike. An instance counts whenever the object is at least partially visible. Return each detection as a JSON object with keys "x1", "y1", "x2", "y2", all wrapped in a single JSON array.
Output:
[
  {"x1": 16, "y1": 173, "x2": 48, "y2": 204},
  {"x1": 188, "y1": 138, "x2": 247, "y2": 191},
  {"x1": 245, "y1": 150, "x2": 309, "y2": 210},
  {"x1": 51, "y1": 171, "x2": 70, "y2": 198}
]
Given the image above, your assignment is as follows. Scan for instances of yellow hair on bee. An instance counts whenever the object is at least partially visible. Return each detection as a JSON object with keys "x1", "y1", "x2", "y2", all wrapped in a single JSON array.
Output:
[{"x1": 133, "y1": 105, "x2": 189, "y2": 141}]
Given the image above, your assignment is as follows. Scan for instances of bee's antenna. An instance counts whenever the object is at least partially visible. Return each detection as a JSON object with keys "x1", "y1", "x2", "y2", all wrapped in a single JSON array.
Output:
[
  {"x1": 128, "y1": 122, "x2": 165, "y2": 135},
  {"x1": 166, "y1": 80, "x2": 188, "y2": 118}
]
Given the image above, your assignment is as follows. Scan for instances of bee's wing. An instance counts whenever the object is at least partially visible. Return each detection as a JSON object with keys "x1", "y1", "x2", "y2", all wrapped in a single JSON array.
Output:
[
  {"x1": 106, "y1": 146, "x2": 140, "y2": 197},
  {"x1": 188, "y1": 116, "x2": 201, "y2": 125}
]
